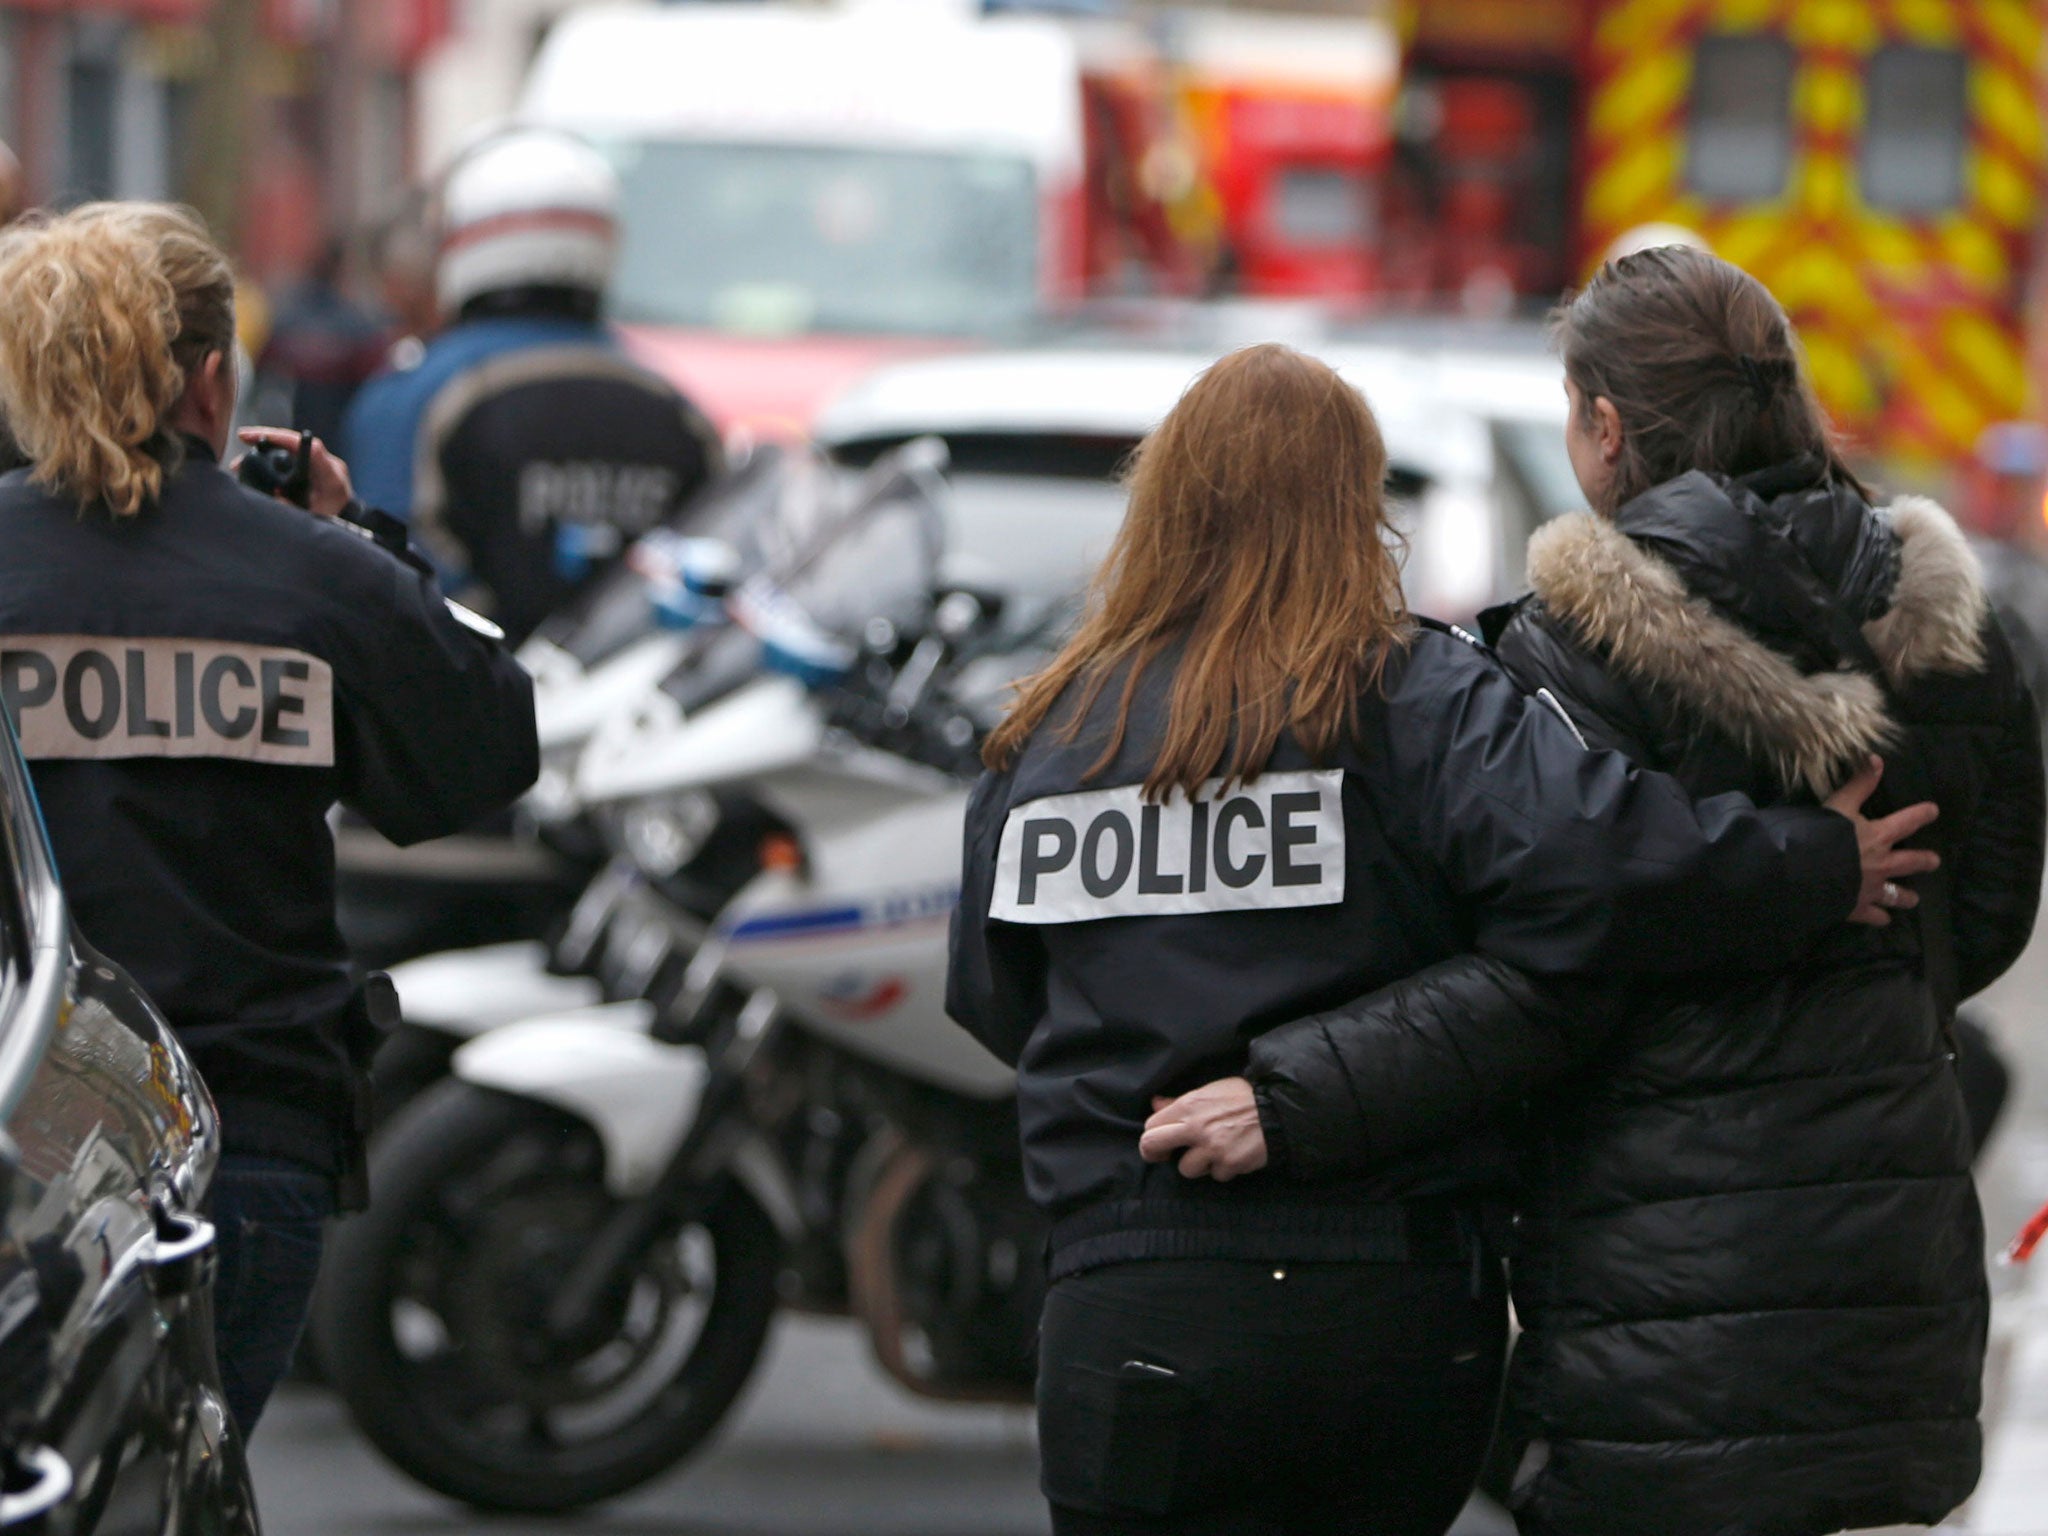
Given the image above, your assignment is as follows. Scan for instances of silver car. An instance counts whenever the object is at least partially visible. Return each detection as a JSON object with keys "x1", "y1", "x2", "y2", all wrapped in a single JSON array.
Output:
[{"x1": 0, "y1": 708, "x2": 252, "y2": 1535}]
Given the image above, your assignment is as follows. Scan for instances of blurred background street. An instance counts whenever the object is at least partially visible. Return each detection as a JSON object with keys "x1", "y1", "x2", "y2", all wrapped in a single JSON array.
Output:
[{"x1": 6, "y1": 0, "x2": 2048, "y2": 1531}]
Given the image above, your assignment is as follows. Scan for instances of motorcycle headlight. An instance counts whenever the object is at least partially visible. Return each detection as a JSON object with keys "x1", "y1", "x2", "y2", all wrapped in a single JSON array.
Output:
[{"x1": 620, "y1": 792, "x2": 721, "y2": 880}]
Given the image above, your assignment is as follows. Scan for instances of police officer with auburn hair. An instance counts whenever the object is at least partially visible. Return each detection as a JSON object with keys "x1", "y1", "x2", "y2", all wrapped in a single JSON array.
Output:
[
  {"x1": 948, "y1": 344, "x2": 1943, "y2": 1535},
  {"x1": 0, "y1": 202, "x2": 537, "y2": 1436}
]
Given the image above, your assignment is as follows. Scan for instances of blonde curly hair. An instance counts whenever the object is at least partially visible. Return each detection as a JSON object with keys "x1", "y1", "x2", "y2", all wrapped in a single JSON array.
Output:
[{"x1": 0, "y1": 202, "x2": 235, "y2": 517}]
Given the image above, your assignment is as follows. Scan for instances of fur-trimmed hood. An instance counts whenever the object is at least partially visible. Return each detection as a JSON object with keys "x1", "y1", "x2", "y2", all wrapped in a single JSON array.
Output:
[{"x1": 1526, "y1": 486, "x2": 1987, "y2": 797}]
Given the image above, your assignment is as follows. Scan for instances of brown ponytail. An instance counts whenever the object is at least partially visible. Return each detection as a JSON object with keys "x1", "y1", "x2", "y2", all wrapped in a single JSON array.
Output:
[
  {"x1": 1552, "y1": 245, "x2": 1869, "y2": 514},
  {"x1": 0, "y1": 203, "x2": 236, "y2": 517}
]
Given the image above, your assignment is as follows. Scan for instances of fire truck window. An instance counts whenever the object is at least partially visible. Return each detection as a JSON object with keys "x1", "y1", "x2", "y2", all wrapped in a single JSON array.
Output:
[
  {"x1": 1272, "y1": 168, "x2": 1375, "y2": 249},
  {"x1": 1861, "y1": 45, "x2": 1968, "y2": 214},
  {"x1": 1685, "y1": 34, "x2": 1795, "y2": 203}
]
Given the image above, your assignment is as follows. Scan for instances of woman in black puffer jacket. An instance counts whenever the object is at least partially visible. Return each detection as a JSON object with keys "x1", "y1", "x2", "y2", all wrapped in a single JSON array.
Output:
[{"x1": 1146, "y1": 248, "x2": 2045, "y2": 1536}]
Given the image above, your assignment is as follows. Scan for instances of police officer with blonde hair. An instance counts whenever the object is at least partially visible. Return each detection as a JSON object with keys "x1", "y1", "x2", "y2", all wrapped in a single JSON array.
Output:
[
  {"x1": 0, "y1": 202, "x2": 538, "y2": 1436},
  {"x1": 0, "y1": 138, "x2": 26, "y2": 476}
]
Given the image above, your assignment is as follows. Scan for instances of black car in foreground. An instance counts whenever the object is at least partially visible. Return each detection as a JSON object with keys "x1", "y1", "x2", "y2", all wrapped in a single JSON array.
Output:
[{"x1": 0, "y1": 708, "x2": 255, "y2": 1535}]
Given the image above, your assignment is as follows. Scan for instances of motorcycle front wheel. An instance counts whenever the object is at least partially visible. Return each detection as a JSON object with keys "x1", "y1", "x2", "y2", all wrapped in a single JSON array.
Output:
[{"x1": 312, "y1": 1079, "x2": 781, "y2": 1512}]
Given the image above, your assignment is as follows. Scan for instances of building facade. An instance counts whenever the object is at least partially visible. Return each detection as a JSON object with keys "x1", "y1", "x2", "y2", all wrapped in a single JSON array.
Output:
[{"x1": 0, "y1": 0, "x2": 447, "y2": 277}]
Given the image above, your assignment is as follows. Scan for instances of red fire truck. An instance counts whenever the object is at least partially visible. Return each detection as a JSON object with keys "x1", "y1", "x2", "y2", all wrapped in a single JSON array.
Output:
[{"x1": 1390, "y1": 0, "x2": 2046, "y2": 479}]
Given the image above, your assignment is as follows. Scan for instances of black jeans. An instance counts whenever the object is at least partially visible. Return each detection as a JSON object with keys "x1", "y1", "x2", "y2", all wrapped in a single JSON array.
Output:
[
  {"x1": 208, "y1": 1152, "x2": 336, "y2": 1437},
  {"x1": 1039, "y1": 1258, "x2": 1507, "y2": 1536}
]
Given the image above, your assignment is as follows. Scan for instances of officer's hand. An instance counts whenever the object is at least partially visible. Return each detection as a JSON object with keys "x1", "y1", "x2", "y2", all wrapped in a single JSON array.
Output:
[
  {"x1": 236, "y1": 428, "x2": 356, "y2": 519},
  {"x1": 1825, "y1": 755, "x2": 1942, "y2": 927},
  {"x1": 1140, "y1": 1078, "x2": 1268, "y2": 1182}
]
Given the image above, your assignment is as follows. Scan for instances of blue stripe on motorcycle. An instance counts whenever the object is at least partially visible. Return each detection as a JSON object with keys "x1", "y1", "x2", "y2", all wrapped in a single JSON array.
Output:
[{"x1": 721, "y1": 906, "x2": 866, "y2": 943}]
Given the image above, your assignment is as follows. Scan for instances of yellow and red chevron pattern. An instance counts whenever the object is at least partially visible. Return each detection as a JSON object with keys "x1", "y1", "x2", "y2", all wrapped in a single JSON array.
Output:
[{"x1": 1579, "y1": 0, "x2": 2045, "y2": 472}]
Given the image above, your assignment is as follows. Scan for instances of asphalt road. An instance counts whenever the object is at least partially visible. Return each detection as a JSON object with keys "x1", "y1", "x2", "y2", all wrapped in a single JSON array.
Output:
[
  {"x1": 251, "y1": 929, "x2": 2048, "y2": 1536},
  {"x1": 252, "y1": 1314, "x2": 1051, "y2": 1535},
  {"x1": 251, "y1": 1311, "x2": 1514, "y2": 1535}
]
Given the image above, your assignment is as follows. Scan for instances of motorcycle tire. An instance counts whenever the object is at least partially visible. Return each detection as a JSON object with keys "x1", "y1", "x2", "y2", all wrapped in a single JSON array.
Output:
[{"x1": 311, "y1": 1079, "x2": 781, "y2": 1512}]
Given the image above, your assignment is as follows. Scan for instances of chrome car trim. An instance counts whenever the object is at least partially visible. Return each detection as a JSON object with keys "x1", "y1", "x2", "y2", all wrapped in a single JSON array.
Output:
[
  {"x1": 147, "y1": 1208, "x2": 219, "y2": 1297},
  {"x1": 0, "y1": 707, "x2": 70, "y2": 1124},
  {"x1": 0, "y1": 1445, "x2": 74, "y2": 1525}
]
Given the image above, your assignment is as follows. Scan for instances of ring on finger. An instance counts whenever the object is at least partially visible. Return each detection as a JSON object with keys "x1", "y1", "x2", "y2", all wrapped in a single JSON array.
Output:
[{"x1": 1881, "y1": 881, "x2": 1904, "y2": 908}]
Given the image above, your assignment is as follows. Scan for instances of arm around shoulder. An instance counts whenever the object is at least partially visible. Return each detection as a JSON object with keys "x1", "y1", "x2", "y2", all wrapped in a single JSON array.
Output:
[{"x1": 1388, "y1": 631, "x2": 1860, "y2": 976}]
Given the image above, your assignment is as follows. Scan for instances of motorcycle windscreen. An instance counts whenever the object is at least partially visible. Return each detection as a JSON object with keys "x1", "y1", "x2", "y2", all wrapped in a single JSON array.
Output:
[
  {"x1": 727, "y1": 439, "x2": 949, "y2": 683},
  {"x1": 530, "y1": 446, "x2": 830, "y2": 670}
]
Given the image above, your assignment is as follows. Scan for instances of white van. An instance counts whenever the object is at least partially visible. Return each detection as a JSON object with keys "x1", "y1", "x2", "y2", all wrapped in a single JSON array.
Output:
[{"x1": 520, "y1": 0, "x2": 1100, "y2": 432}]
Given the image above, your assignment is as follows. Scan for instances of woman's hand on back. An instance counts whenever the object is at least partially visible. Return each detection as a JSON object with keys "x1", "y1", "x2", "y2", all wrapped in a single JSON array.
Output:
[
  {"x1": 1141, "y1": 1078, "x2": 1269, "y2": 1181},
  {"x1": 1827, "y1": 756, "x2": 1941, "y2": 927}
]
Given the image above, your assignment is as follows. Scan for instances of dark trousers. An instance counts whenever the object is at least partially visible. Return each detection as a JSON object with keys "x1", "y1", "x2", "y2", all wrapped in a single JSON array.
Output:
[
  {"x1": 208, "y1": 1152, "x2": 336, "y2": 1437},
  {"x1": 1039, "y1": 1258, "x2": 1507, "y2": 1536}
]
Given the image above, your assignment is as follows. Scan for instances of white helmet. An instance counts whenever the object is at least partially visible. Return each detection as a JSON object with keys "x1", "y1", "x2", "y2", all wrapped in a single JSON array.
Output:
[{"x1": 436, "y1": 127, "x2": 620, "y2": 319}]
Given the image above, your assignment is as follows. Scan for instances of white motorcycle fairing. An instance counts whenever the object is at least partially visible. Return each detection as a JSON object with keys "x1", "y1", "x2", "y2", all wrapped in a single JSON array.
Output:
[
  {"x1": 578, "y1": 674, "x2": 821, "y2": 807},
  {"x1": 453, "y1": 1010, "x2": 697, "y2": 1198},
  {"x1": 386, "y1": 942, "x2": 604, "y2": 1040},
  {"x1": 573, "y1": 671, "x2": 1013, "y2": 1099},
  {"x1": 450, "y1": 1011, "x2": 802, "y2": 1235},
  {"x1": 703, "y1": 792, "x2": 1016, "y2": 1100},
  {"x1": 523, "y1": 633, "x2": 695, "y2": 755}
]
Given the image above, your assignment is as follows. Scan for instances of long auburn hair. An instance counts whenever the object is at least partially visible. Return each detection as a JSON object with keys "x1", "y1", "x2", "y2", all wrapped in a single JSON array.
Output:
[
  {"x1": 1553, "y1": 245, "x2": 1870, "y2": 514},
  {"x1": 983, "y1": 344, "x2": 1411, "y2": 801}
]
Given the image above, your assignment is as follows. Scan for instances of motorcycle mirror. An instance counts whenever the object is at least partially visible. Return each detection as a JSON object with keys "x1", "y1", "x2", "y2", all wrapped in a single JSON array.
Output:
[
  {"x1": 933, "y1": 592, "x2": 985, "y2": 642},
  {"x1": 678, "y1": 539, "x2": 743, "y2": 600},
  {"x1": 897, "y1": 435, "x2": 950, "y2": 477}
]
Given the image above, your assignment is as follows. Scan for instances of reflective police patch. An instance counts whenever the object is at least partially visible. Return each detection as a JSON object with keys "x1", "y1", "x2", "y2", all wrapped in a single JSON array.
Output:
[
  {"x1": 0, "y1": 635, "x2": 335, "y2": 767},
  {"x1": 990, "y1": 770, "x2": 1345, "y2": 924}
]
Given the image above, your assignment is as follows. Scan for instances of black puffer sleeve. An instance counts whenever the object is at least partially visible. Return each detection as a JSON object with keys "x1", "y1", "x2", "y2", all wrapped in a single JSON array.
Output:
[{"x1": 1246, "y1": 957, "x2": 1615, "y2": 1180}]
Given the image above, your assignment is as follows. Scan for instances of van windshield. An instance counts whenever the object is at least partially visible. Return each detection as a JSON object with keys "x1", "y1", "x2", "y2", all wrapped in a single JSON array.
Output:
[{"x1": 596, "y1": 139, "x2": 1042, "y2": 339}]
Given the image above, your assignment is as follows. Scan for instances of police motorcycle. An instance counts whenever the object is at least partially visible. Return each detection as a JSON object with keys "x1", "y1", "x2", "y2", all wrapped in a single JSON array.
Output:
[
  {"x1": 296, "y1": 445, "x2": 904, "y2": 1391},
  {"x1": 313, "y1": 442, "x2": 1058, "y2": 1513},
  {"x1": 363, "y1": 442, "x2": 913, "y2": 1119},
  {"x1": 325, "y1": 446, "x2": 772, "y2": 976}
]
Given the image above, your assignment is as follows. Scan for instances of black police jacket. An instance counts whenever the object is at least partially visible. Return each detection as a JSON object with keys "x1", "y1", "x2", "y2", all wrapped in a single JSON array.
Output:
[
  {"x1": 1245, "y1": 469, "x2": 2045, "y2": 1536},
  {"x1": 946, "y1": 622, "x2": 1863, "y2": 1281},
  {"x1": 0, "y1": 443, "x2": 539, "y2": 1175},
  {"x1": 351, "y1": 315, "x2": 723, "y2": 647}
]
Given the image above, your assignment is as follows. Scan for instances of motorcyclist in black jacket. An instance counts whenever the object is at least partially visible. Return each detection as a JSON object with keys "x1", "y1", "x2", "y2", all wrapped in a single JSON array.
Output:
[
  {"x1": 1156, "y1": 250, "x2": 2045, "y2": 1536},
  {"x1": 343, "y1": 127, "x2": 722, "y2": 648},
  {"x1": 946, "y1": 345, "x2": 1941, "y2": 1536},
  {"x1": 0, "y1": 203, "x2": 538, "y2": 1439}
]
